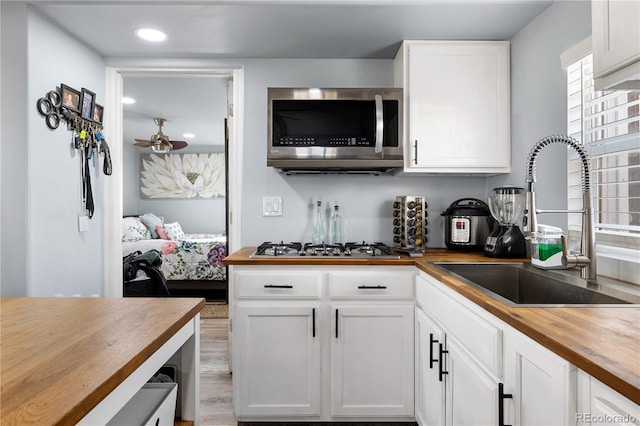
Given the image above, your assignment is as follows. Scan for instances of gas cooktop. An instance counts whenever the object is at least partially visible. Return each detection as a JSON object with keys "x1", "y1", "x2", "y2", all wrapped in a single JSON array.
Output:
[{"x1": 251, "y1": 241, "x2": 400, "y2": 259}]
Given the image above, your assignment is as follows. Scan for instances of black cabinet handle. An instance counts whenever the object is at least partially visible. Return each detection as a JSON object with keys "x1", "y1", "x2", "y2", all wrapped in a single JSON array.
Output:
[
  {"x1": 312, "y1": 308, "x2": 316, "y2": 338},
  {"x1": 357, "y1": 285, "x2": 387, "y2": 289},
  {"x1": 498, "y1": 383, "x2": 513, "y2": 426},
  {"x1": 429, "y1": 333, "x2": 438, "y2": 369},
  {"x1": 335, "y1": 309, "x2": 339, "y2": 338},
  {"x1": 438, "y1": 343, "x2": 448, "y2": 382},
  {"x1": 264, "y1": 284, "x2": 293, "y2": 289},
  {"x1": 414, "y1": 140, "x2": 418, "y2": 165}
]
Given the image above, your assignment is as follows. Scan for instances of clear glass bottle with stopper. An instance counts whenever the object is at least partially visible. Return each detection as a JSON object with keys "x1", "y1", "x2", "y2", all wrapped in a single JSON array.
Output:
[
  {"x1": 330, "y1": 203, "x2": 342, "y2": 244},
  {"x1": 312, "y1": 200, "x2": 326, "y2": 244}
]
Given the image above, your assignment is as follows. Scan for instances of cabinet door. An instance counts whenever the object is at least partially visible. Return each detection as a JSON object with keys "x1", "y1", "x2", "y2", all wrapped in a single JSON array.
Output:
[
  {"x1": 234, "y1": 305, "x2": 321, "y2": 417},
  {"x1": 446, "y1": 338, "x2": 499, "y2": 426},
  {"x1": 406, "y1": 41, "x2": 510, "y2": 172},
  {"x1": 415, "y1": 307, "x2": 446, "y2": 426},
  {"x1": 504, "y1": 329, "x2": 576, "y2": 425},
  {"x1": 331, "y1": 304, "x2": 414, "y2": 417},
  {"x1": 588, "y1": 377, "x2": 640, "y2": 426},
  {"x1": 592, "y1": 0, "x2": 640, "y2": 86}
]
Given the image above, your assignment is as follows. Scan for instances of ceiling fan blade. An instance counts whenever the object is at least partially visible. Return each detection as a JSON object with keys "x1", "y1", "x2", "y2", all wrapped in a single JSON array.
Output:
[
  {"x1": 134, "y1": 139, "x2": 152, "y2": 147},
  {"x1": 169, "y1": 140, "x2": 188, "y2": 150}
]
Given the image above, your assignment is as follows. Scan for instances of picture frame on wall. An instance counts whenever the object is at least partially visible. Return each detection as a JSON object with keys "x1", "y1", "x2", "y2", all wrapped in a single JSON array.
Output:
[
  {"x1": 80, "y1": 88, "x2": 95, "y2": 120},
  {"x1": 60, "y1": 84, "x2": 81, "y2": 113},
  {"x1": 140, "y1": 153, "x2": 226, "y2": 199},
  {"x1": 92, "y1": 103, "x2": 104, "y2": 124}
]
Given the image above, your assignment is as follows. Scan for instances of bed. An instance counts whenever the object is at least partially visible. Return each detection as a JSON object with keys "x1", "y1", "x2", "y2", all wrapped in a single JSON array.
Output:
[{"x1": 122, "y1": 215, "x2": 227, "y2": 300}]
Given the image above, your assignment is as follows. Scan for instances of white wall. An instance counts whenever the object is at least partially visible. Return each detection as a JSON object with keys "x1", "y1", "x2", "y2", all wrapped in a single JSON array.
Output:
[
  {"x1": 0, "y1": 6, "x2": 106, "y2": 296},
  {"x1": 27, "y1": 9, "x2": 106, "y2": 296},
  {"x1": 1, "y1": 2, "x2": 29, "y2": 296},
  {"x1": 490, "y1": 0, "x2": 592, "y2": 231}
]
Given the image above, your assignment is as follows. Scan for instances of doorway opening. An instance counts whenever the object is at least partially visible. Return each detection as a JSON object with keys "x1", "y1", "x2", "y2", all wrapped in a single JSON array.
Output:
[{"x1": 104, "y1": 67, "x2": 244, "y2": 300}]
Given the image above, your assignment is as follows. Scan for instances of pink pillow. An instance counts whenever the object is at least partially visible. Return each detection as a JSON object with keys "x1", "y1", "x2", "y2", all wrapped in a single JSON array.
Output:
[{"x1": 155, "y1": 224, "x2": 169, "y2": 240}]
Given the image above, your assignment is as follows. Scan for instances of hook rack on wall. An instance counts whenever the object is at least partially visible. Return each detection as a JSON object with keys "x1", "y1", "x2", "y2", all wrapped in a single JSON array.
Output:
[{"x1": 36, "y1": 84, "x2": 113, "y2": 220}]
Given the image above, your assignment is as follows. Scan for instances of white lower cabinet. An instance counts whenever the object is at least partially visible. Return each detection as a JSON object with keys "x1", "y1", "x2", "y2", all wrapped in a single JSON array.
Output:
[
  {"x1": 577, "y1": 370, "x2": 640, "y2": 425},
  {"x1": 234, "y1": 304, "x2": 321, "y2": 417},
  {"x1": 232, "y1": 266, "x2": 415, "y2": 422},
  {"x1": 331, "y1": 304, "x2": 414, "y2": 417},
  {"x1": 447, "y1": 337, "x2": 500, "y2": 426},
  {"x1": 415, "y1": 270, "x2": 576, "y2": 426},
  {"x1": 415, "y1": 308, "x2": 445, "y2": 425},
  {"x1": 503, "y1": 327, "x2": 577, "y2": 426}
]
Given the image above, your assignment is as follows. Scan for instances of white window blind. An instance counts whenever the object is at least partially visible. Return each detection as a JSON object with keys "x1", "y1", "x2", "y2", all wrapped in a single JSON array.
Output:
[{"x1": 566, "y1": 54, "x2": 640, "y2": 284}]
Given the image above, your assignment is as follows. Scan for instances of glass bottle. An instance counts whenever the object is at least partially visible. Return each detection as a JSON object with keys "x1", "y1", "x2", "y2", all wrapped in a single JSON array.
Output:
[
  {"x1": 330, "y1": 204, "x2": 342, "y2": 244},
  {"x1": 312, "y1": 201, "x2": 326, "y2": 244}
]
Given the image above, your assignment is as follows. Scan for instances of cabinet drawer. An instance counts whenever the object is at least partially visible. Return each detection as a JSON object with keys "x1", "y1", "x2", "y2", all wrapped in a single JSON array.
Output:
[
  {"x1": 329, "y1": 269, "x2": 414, "y2": 300},
  {"x1": 235, "y1": 271, "x2": 321, "y2": 299},
  {"x1": 417, "y1": 273, "x2": 502, "y2": 377}
]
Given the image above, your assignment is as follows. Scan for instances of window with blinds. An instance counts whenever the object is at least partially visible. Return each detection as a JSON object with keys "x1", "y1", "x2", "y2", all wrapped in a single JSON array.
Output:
[{"x1": 566, "y1": 54, "x2": 640, "y2": 284}]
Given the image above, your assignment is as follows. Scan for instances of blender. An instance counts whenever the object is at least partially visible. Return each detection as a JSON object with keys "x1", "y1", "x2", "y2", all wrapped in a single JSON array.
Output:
[{"x1": 484, "y1": 186, "x2": 527, "y2": 258}]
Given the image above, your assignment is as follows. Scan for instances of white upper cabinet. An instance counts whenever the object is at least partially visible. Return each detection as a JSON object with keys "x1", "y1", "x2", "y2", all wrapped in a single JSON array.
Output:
[
  {"x1": 394, "y1": 41, "x2": 511, "y2": 174},
  {"x1": 592, "y1": 0, "x2": 640, "y2": 90}
]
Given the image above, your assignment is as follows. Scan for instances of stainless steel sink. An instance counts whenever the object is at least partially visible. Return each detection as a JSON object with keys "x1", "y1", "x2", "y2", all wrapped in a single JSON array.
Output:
[{"x1": 431, "y1": 262, "x2": 640, "y2": 307}]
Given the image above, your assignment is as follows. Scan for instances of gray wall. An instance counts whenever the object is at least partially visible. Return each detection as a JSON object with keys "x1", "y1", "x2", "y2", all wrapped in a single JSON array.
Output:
[
  {"x1": 1, "y1": 5, "x2": 105, "y2": 296},
  {"x1": 490, "y1": 0, "x2": 592, "y2": 231}
]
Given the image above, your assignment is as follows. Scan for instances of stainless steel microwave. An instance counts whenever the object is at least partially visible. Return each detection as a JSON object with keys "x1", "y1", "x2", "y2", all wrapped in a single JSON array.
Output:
[{"x1": 267, "y1": 87, "x2": 403, "y2": 175}]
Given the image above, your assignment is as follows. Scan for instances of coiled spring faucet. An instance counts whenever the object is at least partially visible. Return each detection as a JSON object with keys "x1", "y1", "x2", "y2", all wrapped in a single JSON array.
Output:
[{"x1": 524, "y1": 135, "x2": 597, "y2": 280}]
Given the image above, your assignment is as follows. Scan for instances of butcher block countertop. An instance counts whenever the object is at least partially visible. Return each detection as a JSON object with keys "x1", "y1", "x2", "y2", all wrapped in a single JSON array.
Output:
[
  {"x1": 0, "y1": 297, "x2": 205, "y2": 426},
  {"x1": 224, "y1": 247, "x2": 640, "y2": 405}
]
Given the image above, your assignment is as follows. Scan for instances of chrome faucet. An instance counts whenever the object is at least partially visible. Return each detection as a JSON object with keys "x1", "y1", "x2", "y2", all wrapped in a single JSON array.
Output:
[{"x1": 523, "y1": 135, "x2": 597, "y2": 280}]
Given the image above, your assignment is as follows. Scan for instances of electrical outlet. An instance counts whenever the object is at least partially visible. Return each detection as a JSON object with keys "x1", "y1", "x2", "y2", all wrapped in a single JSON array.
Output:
[{"x1": 263, "y1": 197, "x2": 283, "y2": 217}]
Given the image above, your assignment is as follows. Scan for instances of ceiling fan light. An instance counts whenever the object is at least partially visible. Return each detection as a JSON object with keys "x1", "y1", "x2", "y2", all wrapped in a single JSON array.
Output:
[{"x1": 151, "y1": 143, "x2": 170, "y2": 153}]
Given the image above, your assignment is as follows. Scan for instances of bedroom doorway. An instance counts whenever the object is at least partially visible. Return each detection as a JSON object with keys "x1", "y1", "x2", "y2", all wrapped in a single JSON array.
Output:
[{"x1": 103, "y1": 67, "x2": 244, "y2": 299}]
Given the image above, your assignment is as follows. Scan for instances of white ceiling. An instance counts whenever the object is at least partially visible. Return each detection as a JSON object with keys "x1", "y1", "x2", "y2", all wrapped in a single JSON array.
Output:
[{"x1": 32, "y1": 0, "x2": 554, "y2": 150}]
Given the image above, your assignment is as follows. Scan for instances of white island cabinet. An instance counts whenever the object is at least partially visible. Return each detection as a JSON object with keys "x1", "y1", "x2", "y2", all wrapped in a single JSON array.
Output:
[
  {"x1": 394, "y1": 40, "x2": 511, "y2": 174},
  {"x1": 415, "y1": 270, "x2": 576, "y2": 426},
  {"x1": 232, "y1": 265, "x2": 416, "y2": 423}
]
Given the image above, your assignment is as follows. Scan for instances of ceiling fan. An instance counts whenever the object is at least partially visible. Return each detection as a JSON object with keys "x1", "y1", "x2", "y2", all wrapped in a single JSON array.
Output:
[{"x1": 134, "y1": 118, "x2": 188, "y2": 153}]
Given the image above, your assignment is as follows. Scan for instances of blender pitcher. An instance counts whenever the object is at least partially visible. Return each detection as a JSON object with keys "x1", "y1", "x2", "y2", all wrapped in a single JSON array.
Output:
[{"x1": 484, "y1": 186, "x2": 527, "y2": 258}]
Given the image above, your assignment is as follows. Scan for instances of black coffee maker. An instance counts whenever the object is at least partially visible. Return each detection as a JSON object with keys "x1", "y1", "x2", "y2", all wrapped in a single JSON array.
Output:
[{"x1": 484, "y1": 186, "x2": 527, "y2": 258}]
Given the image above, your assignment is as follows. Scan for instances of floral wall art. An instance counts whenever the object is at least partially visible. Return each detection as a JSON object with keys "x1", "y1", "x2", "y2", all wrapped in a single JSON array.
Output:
[{"x1": 140, "y1": 153, "x2": 225, "y2": 199}]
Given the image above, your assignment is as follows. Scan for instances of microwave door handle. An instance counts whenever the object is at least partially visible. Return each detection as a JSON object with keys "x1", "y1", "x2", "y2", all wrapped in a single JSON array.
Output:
[{"x1": 374, "y1": 94, "x2": 384, "y2": 154}]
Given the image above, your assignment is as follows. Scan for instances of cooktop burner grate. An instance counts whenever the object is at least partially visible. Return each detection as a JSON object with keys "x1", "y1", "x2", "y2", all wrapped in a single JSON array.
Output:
[{"x1": 251, "y1": 241, "x2": 399, "y2": 258}]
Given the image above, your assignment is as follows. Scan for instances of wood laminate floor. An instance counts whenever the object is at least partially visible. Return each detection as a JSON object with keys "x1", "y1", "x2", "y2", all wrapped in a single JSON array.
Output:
[{"x1": 200, "y1": 318, "x2": 236, "y2": 426}]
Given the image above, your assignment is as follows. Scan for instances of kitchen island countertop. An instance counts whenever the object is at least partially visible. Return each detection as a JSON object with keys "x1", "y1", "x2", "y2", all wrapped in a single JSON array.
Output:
[
  {"x1": 224, "y1": 247, "x2": 640, "y2": 405},
  {"x1": 0, "y1": 297, "x2": 205, "y2": 425}
]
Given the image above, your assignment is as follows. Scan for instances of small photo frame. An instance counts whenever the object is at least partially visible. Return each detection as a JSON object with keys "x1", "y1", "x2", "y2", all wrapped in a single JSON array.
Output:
[
  {"x1": 92, "y1": 103, "x2": 104, "y2": 124},
  {"x1": 60, "y1": 84, "x2": 81, "y2": 113},
  {"x1": 80, "y1": 88, "x2": 96, "y2": 120}
]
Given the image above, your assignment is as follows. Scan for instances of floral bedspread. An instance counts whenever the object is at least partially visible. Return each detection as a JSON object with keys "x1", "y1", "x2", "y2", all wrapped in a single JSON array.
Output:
[{"x1": 123, "y1": 233, "x2": 226, "y2": 281}]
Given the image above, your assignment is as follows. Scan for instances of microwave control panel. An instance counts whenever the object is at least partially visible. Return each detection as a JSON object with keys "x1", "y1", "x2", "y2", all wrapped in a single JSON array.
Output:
[{"x1": 275, "y1": 136, "x2": 372, "y2": 147}]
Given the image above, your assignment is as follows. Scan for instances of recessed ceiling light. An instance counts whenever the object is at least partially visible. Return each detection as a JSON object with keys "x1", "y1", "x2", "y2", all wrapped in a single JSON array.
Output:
[
  {"x1": 122, "y1": 97, "x2": 136, "y2": 104},
  {"x1": 135, "y1": 28, "x2": 167, "y2": 42},
  {"x1": 183, "y1": 133, "x2": 195, "y2": 138}
]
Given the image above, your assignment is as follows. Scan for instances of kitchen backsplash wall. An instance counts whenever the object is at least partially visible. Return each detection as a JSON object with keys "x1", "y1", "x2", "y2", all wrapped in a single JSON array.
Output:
[{"x1": 239, "y1": 59, "x2": 490, "y2": 247}]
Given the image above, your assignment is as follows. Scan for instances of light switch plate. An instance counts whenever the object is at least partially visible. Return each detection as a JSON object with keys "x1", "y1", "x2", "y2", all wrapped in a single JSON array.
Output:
[
  {"x1": 263, "y1": 196, "x2": 283, "y2": 216},
  {"x1": 78, "y1": 214, "x2": 90, "y2": 232}
]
